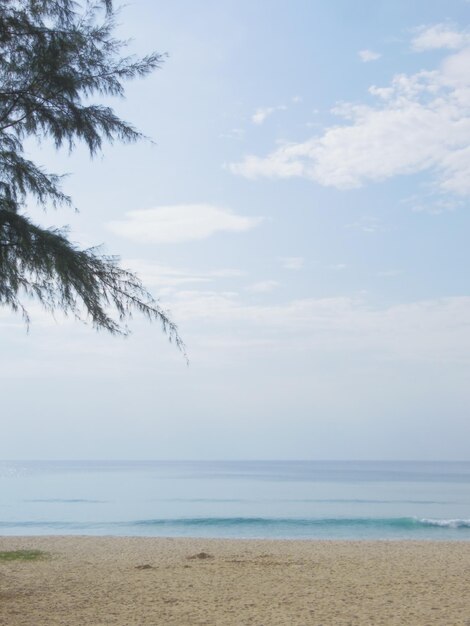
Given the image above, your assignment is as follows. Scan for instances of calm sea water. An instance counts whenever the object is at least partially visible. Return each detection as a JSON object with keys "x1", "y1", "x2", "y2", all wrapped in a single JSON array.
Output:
[{"x1": 1, "y1": 460, "x2": 470, "y2": 540}]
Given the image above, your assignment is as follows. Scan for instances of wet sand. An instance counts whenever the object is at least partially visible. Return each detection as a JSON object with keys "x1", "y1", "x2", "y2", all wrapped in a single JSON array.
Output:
[{"x1": 1, "y1": 536, "x2": 470, "y2": 625}]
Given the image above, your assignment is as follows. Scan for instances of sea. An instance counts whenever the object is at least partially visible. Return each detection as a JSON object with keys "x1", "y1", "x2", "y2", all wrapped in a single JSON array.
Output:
[{"x1": 1, "y1": 460, "x2": 470, "y2": 540}]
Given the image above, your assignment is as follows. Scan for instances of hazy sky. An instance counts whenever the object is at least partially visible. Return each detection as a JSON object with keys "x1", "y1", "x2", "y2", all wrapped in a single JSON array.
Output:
[{"x1": 2, "y1": 0, "x2": 470, "y2": 460}]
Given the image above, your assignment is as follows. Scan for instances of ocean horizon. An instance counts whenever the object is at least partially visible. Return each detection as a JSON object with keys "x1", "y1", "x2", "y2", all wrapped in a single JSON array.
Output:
[{"x1": 1, "y1": 460, "x2": 470, "y2": 540}]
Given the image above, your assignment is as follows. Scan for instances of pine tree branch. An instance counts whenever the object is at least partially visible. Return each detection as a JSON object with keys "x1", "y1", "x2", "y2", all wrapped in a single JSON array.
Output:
[
  {"x1": 0, "y1": 208, "x2": 186, "y2": 356},
  {"x1": 0, "y1": 1, "x2": 184, "y2": 353}
]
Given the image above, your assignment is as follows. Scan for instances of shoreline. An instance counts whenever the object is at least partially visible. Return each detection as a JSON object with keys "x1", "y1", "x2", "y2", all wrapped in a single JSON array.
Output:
[
  {"x1": 2, "y1": 533, "x2": 470, "y2": 541},
  {"x1": 1, "y1": 536, "x2": 470, "y2": 625}
]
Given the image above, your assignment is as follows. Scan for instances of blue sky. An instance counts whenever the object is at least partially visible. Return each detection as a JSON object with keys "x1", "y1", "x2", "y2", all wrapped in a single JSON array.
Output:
[{"x1": 2, "y1": 0, "x2": 470, "y2": 460}]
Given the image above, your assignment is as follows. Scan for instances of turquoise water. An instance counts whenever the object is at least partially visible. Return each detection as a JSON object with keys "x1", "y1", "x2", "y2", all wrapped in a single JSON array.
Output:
[{"x1": 1, "y1": 460, "x2": 470, "y2": 539}]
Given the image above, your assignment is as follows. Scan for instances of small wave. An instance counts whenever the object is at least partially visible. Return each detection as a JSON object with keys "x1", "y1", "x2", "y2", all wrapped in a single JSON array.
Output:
[
  {"x1": 132, "y1": 517, "x2": 470, "y2": 530},
  {"x1": 148, "y1": 497, "x2": 452, "y2": 505},
  {"x1": 0, "y1": 520, "x2": 109, "y2": 529},
  {"x1": 2, "y1": 517, "x2": 470, "y2": 535},
  {"x1": 418, "y1": 518, "x2": 470, "y2": 528},
  {"x1": 155, "y1": 498, "x2": 244, "y2": 503},
  {"x1": 24, "y1": 499, "x2": 106, "y2": 504}
]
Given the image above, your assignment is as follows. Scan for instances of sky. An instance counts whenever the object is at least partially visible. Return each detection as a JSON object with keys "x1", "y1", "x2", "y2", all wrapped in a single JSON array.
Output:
[{"x1": 2, "y1": 0, "x2": 470, "y2": 460}]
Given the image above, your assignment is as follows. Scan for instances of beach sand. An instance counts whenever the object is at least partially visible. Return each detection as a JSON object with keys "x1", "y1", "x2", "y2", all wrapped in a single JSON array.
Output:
[{"x1": 1, "y1": 537, "x2": 470, "y2": 625}]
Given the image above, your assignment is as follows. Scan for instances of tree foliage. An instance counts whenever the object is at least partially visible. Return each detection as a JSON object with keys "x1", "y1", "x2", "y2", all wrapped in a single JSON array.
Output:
[{"x1": 0, "y1": 0, "x2": 184, "y2": 351}]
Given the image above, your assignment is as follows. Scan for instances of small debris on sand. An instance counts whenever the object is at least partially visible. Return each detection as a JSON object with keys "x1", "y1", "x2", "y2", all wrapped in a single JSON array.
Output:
[{"x1": 187, "y1": 552, "x2": 213, "y2": 560}]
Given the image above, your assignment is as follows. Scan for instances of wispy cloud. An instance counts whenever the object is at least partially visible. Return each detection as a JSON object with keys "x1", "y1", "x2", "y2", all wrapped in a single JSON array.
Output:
[
  {"x1": 345, "y1": 217, "x2": 386, "y2": 233},
  {"x1": 403, "y1": 193, "x2": 463, "y2": 214},
  {"x1": 168, "y1": 291, "x2": 470, "y2": 363},
  {"x1": 219, "y1": 128, "x2": 245, "y2": 140},
  {"x1": 108, "y1": 204, "x2": 263, "y2": 244},
  {"x1": 246, "y1": 280, "x2": 279, "y2": 293},
  {"x1": 230, "y1": 27, "x2": 470, "y2": 201},
  {"x1": 411, "y1": 23, "x2": 470, "y2": 51},
  {"x1": 252, "y1": 105, "x2": 287, "y2": 125},
  {"x1": 3, "y1": 291, "x2": 470, "y2": 371},
  {"x1": 358, "y1": 49, "x2": 381, "y2": 62},
  {"x1": 280, "y1": 257, "x2": 304, "y2": 270},
  {"x1": 124, "y1": 259, "x2": 243, "y2": 288}
]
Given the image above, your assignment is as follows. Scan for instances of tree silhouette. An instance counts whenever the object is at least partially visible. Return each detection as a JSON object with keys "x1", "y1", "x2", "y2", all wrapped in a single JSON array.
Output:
[{"x1": 0, "y1": 0, "x2": 184, "y2": 352}]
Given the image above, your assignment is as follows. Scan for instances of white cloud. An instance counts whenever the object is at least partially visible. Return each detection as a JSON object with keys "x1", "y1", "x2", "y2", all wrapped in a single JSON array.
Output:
[
  {"x1": 169, "y1": 291, "x2": 470, "y2": 363},
  {"x1": 292, "y1": 95, "x2": 303, "y2": 103},
  {"x1": 3, "y1": 290, "x2": 470, "y2": 370},
  {"x1": 345, "y1": 217, "x2": 386, "y2": 233},
  {"x1": 358, "y1": 49, "x2": 381, "y2": 62},
  {"x1": 252, "y1": 105, "x2": 287, "y2": 125},
  {"x1": 246, "y1": 280, "x2": 279, "y2": 293},
  {"x1": 280, "y1": 257, "x2": 304, "y2": 270},
  {"x1": 108, "y1": 204, "x2": 263, "y2": 244},
  {"x1": 230, "y1": 30, "x2": 470, "y2": 200},
  {"x1": 219, "y1": 128, "x2": 245, "y2": 140},
  {"x1": 123, "y1": 259, "x2": 243, "y2": 288},
  {"x1": 411, "y1": 24, "x2": 470, "y2": 51},
  {"x1": 404, "y1": 193, "x2": 463, "y2": 214}
]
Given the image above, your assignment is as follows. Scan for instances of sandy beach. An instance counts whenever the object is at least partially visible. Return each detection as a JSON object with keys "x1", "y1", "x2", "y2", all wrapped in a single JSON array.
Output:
[{"x1": 0, "y1": 537, "x2": 469, "y2": 625}]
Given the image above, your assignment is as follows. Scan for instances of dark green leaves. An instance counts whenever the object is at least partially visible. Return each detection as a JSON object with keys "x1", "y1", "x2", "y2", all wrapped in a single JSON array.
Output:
[{"x1": 0, "y1": 1, "x2": 184, "y2": 353}]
